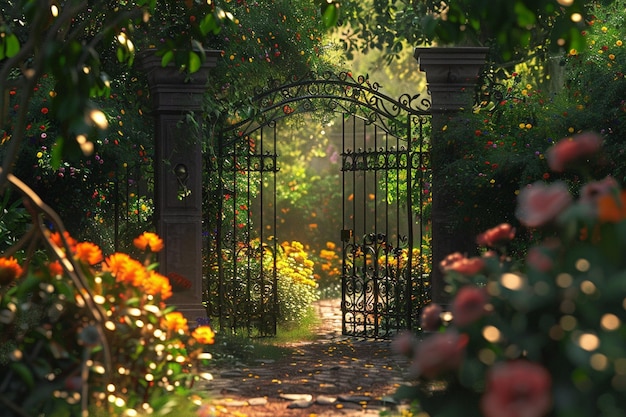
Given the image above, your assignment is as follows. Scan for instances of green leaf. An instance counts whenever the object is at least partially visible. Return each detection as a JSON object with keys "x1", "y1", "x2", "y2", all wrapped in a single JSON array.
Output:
[
  {"x1": 116, "y1": 46, "x2": 126, "y2": 63},
  {"x1": 200, "y1": 14, "x2": 218, "y2": 36},
  {"x1": 5, "y1": 33, "x2": 20, "y2": 58},
  {"x1": 10, "y1": 362, "x2": 35, "y2": 389},
  {"x1": 514, "y1": 1, "x2": 536, "y2": 27},
  {"x1": 50, "y1": 136, "x2": 64, "y2": 170},
  {"x1": 161, "y1": 50, "x2": 174, "y2": 67},
  {"x1": 322, "y1": 2, "x2": 340, "y2": 29},
  {"x1": 188, "y1": 51, "x2": 201, "y2": 73}
]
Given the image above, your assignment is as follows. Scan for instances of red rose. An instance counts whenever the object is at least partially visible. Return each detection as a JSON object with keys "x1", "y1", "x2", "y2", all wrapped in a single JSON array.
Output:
[
  {"x1": 547, "y1": 132, "x2": 602, "y2": 172},
  {"x1": 476, "y1": 223, "x2": 516, "y2": 247},
  {"x1": 452, "y1": 286, "x2": 489, "y2": 327},
  {"x1": 515, "y1": 181, "x2": 572, "y2": 228},
  {"x1": 420, "y1": 303, "x2": 443, "y2": 331},
  {"x1": 411, "y1": 331, "x2": 468, "y2": 379},
  {"x1": 481, "y1": 361, "x2": 552, "y2": 417}
]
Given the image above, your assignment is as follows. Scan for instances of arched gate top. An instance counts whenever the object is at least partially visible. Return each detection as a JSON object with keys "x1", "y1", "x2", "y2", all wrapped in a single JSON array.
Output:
[{"x1": 218, "y1": 71, "x2": 432, "y2": 144}]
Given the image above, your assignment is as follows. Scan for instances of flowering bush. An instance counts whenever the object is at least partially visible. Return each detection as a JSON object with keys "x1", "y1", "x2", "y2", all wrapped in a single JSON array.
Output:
[
  {"x1": 0, "y1": 224, "x2": 214, "y2": 416},
  {"x1": 273, "y1": 240, "x2": 319, "y2": 324},
  {"x1": 434, "y1": 0, "x2": 626, "y2": 244},
  {"x1": 394, "y1": 134, "x2": 626, "y2": 416}
]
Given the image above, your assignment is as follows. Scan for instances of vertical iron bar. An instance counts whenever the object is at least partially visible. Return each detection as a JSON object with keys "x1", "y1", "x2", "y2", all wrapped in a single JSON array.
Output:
[
  {"x1": 246, "y1": 132, "x2": 253, "y2": 336},
  {"x1": 272, "y1": 121, "x2": 278, "y2": 337},
  {"x1": 341, "y1": 114, "x2": 347, "y2": 336},
  {"x1": 216, "y1": 140, "x2": 225, "y2": 331},
  {"x1": 372, "y1": 124, "x2": 379, "y2": 337},
  {"x1": 406, "y1": 116, "x2": 414, "y2": 331},
  {"x1": 114, "y1": 165, "x2": 119, "y2": 252},
  {"x1": 232, "y1": 149, "x2": 238, "y2": 332}
]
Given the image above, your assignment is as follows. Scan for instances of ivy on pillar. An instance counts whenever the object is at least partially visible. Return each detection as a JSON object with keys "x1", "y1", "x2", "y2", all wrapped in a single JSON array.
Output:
[
  {"x1": 140, "y1": 50, "x2": 221, "y2": 323},
  {"x1": 414, "y1": 47, "x2": 489, "y2": 305}
]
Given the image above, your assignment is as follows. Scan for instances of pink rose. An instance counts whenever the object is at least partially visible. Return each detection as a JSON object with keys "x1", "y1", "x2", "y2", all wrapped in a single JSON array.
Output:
[
  {"x1": 476, "y1": 223, "x2": 516, "y2": 247},
  {"x1": 420, "y1": 303, "x2": 443, "y2": 331},
  {"x1": 580, "y1": 175, "x2": 620, "y2": 205},
  {"x1": 481, "y1": 361, "x2": 552, "y2": 417},
  {"x1": 515, "y1": 181, "x2": 572, "y2": 228},
  {"x1": 439, "y1": 252, "x2": 465, "y2": 272},
  {"x1": 411, "y1": 331, "x2": 468, "y2": 379},
  {"x1": 526, "y1": 246, "x2": 554, "y2": 272},
  {"x1": 445, "y1": 256, "x2": 485, "y2": 276},
  {"x1": 391, "y1": 331, "x2": 417, "y2": 357},
  {"x1": 452, "y1": 286, "x2": 489, "y2": 327},
  {"x1": 547, "y1": 132, "x2": 602, "y2": 172}
]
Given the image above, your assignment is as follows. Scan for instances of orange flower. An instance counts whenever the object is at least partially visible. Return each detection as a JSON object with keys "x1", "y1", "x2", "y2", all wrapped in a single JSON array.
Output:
[
  {"x1": 0, "y1": 257, "x2": 23, "y2": 285},
  {"x1": 74, "y1": 242, "x2": 103, "y2": 265},
  {"x1": 163, "y1": 312, "x2": 188, "y2": 333},
  {"x1": 192, "y1": 325, "x2": 215, "y2": 345},
  {"x1": 103, "y1": 253, "x2": 147, "y2": 286},
  {"x1": 142, "y1": 270, "x2": 173, "y2": 300},
  {"x1": 597, "y1": 191, "x2": 626, "y2": 222},
  {"x1": 50, "y1": 231, "x2": 77, "y2": 252},
  {"x1": 48, "y1": 260, "x2": 64, "y2": 276},
  {"x1": 133, "y1": 232, "x2": 164, "y2": 252}
]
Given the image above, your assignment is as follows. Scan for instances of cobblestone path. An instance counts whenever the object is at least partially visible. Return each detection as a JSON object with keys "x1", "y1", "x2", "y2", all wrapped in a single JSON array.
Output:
[{"x1": 196, "y1": 299, "x2": 412, "y2": 416}]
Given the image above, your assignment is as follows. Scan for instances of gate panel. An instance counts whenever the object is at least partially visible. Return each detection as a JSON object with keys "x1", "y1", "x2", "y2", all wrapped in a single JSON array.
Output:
[
  {"x1": 341, "y1": 114, "x2": 430, "y2": 338},
  {"x1": 204, "y1": 123, "x2": 279, "y2": 336}
]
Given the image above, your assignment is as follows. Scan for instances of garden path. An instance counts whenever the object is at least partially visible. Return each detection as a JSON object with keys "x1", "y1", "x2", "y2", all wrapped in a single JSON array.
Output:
[{"x1": 197, "y1": 299, "x2": 413, "y2": 416}]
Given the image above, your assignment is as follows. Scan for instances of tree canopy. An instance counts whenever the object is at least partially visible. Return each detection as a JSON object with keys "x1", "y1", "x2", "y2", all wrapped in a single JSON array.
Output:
[{"x1": 336, "y1": 0, "x2": 596, "y2": 64}]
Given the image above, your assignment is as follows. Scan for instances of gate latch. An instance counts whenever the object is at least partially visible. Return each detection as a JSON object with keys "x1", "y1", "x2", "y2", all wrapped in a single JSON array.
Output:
[{"x1": 340, "y1": 229, "x2": 353, "y2": 242}]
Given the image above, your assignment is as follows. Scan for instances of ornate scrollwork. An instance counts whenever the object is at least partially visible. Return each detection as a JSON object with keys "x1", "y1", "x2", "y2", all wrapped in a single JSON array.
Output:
[{"x1": 218, "y1": 71, "x2": 432, "y2": 145}]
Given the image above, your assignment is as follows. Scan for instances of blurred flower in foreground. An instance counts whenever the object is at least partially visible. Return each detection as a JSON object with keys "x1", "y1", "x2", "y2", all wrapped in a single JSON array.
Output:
[{"x1": 481, "y1": 361, "x2": 551, "y2": 417}]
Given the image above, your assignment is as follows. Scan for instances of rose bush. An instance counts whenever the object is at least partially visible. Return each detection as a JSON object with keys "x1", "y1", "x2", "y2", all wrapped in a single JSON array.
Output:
[{"x1": 395, "y1": 134, "x2": 626, "y2": 417}]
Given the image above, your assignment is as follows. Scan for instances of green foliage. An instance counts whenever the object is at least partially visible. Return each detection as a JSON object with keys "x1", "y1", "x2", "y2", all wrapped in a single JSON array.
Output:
[
  {"x1": 435, "y1": 0, "x2": 626, "y2": 244},
  {"x1": 337, "y1": 0, "x2": 593, "y2": 64}
]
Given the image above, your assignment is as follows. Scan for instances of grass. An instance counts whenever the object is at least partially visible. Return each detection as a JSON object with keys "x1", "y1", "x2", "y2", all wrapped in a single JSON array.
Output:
[{"x1": 210, "y1": 305, "x2": 321, "y2": 366}]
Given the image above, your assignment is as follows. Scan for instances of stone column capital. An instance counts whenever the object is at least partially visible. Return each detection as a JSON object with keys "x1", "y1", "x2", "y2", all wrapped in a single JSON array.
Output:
[
  {"x1": 414, "y1": 47, "x2": 489, "y2": 113},
  {"x1": 139, "y1": 49, "x2": 222, "y2": 113}
]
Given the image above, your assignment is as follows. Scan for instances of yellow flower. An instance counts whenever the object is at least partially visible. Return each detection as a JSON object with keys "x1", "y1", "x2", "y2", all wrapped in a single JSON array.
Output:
[
  {"x1": 617, "y1": 40, "x2": 623, "y2": 47},
  {"x1": 133, "y1": 232, "x2": 164, "y2": 252},
  {"x1": 192, "y1": 325, "x2": 215, "y2": 345},
  {"x1": 164, "y1": 312, "x2": 188, "y2": 333},
  {"x1": 609, "y1": 54, "x2": 616, "y2": 60},
  {"x1": 143, "y1": 270, "x2": 173, "y2": 300}
]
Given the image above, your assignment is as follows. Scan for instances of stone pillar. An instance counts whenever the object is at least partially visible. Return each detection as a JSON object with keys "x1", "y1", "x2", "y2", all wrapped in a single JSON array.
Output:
[
  {"x1": 141, "y1": 50, "x2": 221, "y2": 322},
  {"x1": 414, "y1": 47, "x2": 489, "y2": 305}
]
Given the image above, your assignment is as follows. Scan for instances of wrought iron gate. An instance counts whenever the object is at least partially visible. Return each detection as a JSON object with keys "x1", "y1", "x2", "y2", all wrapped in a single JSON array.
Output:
[{"x1": 204, "y1": 72, "x2": 431, "y2": 337}]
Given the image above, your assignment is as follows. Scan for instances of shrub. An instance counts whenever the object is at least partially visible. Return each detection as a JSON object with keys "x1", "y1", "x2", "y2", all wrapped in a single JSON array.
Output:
[
  {"x1": 395, "y1": 134, "x2": 626, "y2": 417},
  {"x1": 0, "y1": 185, "x2": 214, "y2": 417}
]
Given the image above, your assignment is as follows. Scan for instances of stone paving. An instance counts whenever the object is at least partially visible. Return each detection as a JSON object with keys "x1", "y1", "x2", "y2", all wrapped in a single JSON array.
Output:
[{"x1": 196, "y1": 299, "x2": 413, "y2": 416}]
